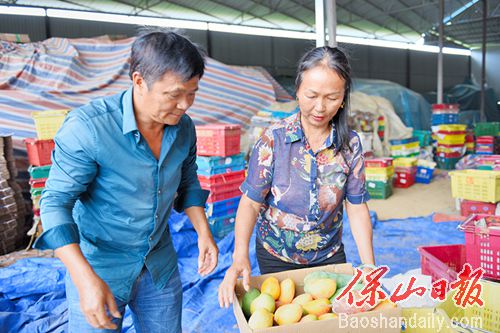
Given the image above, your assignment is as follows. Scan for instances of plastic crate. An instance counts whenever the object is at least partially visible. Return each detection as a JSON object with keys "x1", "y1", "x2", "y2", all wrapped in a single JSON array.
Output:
[
  {"x1": 32, "y1": 194, "x2": 41, "y2": 210},
  {"x1": 436, "y1": 143, "x2": 465, "y2": 154},
  {"x1": 198, "y1": 170, "x2": 245, "y2": 187},
  {"x1": 366, "y1": 181, "x2": 392, "y2": 199},
  {"x1": 196, "y1": 124, "x2": 241, "y2": 157},
  {"x1": 207, "y1": 189, "x2": 242, "y2": 203},
  {"x1": 432, "y1": 103, "x2": 460, "y2": 114},
  {"x1": 460, "y1": 200, "x2": 496, "y2": 216},
  {"x1": 28, "y1": 165, "x2": 51, "y2": 179},
  {"x1": 434, "y1": 124, "x2": 467, "y2": 132},
  {"x1": 389, "y1": 137, "x2": 419, "y2": 146},
  {"x1": 459, "y1": 214, "x2": 500, "y2": 280},
  {"x1": 474, "y1": 122, "x2": 500, "y2": 136},
  {"x1": 415, "y1": 166, "x2": 434, "y2": 184},
  {"x1": 205, "y1": 195, "x2": 241, "y2": 218},
  {"x1": 435, "y1": 156, "x2": 460, "y2": 170},
  {"x1": 436, "y1": 134, "x2": 466, "y2": 145},
  {"x1": 364, "y1": 158, "x2": 393, "y2": 168},
  {"x1": 418, "y1": 244, "x2": 466, "y2": 284},
  {"x1": 393, "y1": 157, "x2": 417, "y2": 168},
  {"x1": 29, "y1": 178, "x2": 46, "y2": 189},
  {"x1": 413, "y1": 130, "x2": 432, "y2": 147},
  {"x1": 365, "y1": 173, "x2": 393, "y2": 182},
  {"x1": 24, "y1": 139, "x2": 54, "y2": 166},
  {"x1": 30, "y1": 187, "x2": 43, "y2": 196},
  {"x1": 437, "y1": 279, "x2": 500, "y2": 333},
  {"x1": 196, "y1": 153, "x2": 246, "y2": 176},
  {"x1": 32, "y1": 110, "x2": 70, "y2": 140},
  {"x1": 208, "y1": 213, "x2": 236, "y2": 238},
  {"x1": 365, "y1": 166, "x2": 394, "y2": 177},
  {"x1": 431, "y1": 113, "x2": 459, "y2": 126},
  {"x1": 394, "y1": 173, "x2": 416, "y2": 188},
  {"x1": 449, "y1": 169, "x2": 500, "y2": 203}
]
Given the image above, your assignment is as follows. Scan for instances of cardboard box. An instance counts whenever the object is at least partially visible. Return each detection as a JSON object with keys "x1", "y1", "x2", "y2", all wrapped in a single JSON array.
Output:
[{"x1": 233, "y1": 263, "x2": 403, "y2": 333}]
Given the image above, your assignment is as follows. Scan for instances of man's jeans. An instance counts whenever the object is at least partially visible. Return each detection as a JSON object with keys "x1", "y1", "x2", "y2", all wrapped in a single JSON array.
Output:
[{"x1": 65, "y1": 267, "x2": 182, "y2": 333}]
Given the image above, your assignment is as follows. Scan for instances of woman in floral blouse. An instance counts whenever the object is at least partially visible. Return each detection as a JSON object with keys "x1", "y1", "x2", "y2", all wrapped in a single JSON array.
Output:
[{"x1": 218, "y1": 46, "x2": 374, "y2": 308}]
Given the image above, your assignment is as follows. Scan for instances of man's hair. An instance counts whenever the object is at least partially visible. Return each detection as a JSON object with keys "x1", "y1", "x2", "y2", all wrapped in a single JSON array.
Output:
[{"x1": 129, "y1": 28, "x2": 205, "y2": 86}]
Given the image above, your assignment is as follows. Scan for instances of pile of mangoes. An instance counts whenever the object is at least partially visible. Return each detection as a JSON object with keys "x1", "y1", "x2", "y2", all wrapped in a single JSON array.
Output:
[{"x1": 241, "y1": 271, "x2": 396, "y2": 329}]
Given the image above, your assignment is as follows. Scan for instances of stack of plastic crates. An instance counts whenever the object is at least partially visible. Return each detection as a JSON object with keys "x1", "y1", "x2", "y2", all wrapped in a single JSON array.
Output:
[
  {"x1": 433, "y1": 124, "x2": 467, "y2": 170},
  {"x1": 377, "y1": 115, "x2": 385, "y2": 141},
  {"x1": 23, "y1": 110, "x2": 69, "y2": 232},
  {"x1": 415, "y1": 159, "x2": 436, "y2": 184},
  {"x1": 475, "y1": 136, "x2": 500, "y2": 155},
  {"x1": 393, "y1": 157, "x2": 417, "y2": 188},
  {"x1": 431, "y1": 104, "x2": 460, "y2": 126},
  {"x1": 464, "y1": 130, "x2": 475, "y2": 154},
  {"x1": 390, "y1": 137, "x2": 420, "y2": 159},
  {"x1": 195, "y1": 124, "x2": 244, "y2": 238},
  {"x1": 364, "y1": 158, "x2": 393, "y2": 199},
  {"x1": 450, "y1": 169, "x2": 500, "y2": 217}
]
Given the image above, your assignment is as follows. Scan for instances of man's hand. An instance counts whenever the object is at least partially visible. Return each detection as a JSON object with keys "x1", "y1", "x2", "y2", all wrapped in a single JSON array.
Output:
[
  {"x1": 218, "y1": 256, "x2": 251, "y2": 308},
  {"x1": 197, "y1": 234, "x2": 218, "y2": 276},
  {"x1": 74, "y1": 272, "x2": 122, "y2": 329}
]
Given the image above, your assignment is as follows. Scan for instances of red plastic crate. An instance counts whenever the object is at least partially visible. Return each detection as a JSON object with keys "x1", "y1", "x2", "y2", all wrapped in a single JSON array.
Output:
[
  {"x1": 460, "y1": 200, "x2": 497, "y2": 216},
  {"x1": 459, "y1": 214, "x2": 500, "y2": 280},
  {"x1": 393, "y1": 173, "x2": 415, "y2": 188},
  {"x1": 198, "y1": 170, "x2": 245, "y2": 187},
  {"x1": 418, "y1": 244, "x2": 466, "y2": 284},
  {"x1": 196, "y1": 124, "x2": 241, "y2": 157},
  {"x1": 364, "y1": 158, "x2": 393, "y2": 168},
  {"x1": 24, "y1": 139, "x2": 54, "y2": 166},
  {"x1": 206, "y1": 189, "x2": 242, "y2": 203},
  {"x1": 476, "y1": 136, "x2": 495, "y2": 144},
  {"x1": 29, "y1": 178, "x2": 47, "y2": 189}
]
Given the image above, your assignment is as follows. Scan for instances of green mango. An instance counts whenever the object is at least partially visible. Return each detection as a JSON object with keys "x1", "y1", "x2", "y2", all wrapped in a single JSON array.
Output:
[{"x1": 241, "y1": 288, "x2": 260, "y2": 318}]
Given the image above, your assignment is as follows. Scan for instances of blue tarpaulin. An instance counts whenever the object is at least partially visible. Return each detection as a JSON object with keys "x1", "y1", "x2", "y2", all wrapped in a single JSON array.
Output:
[{"x1": 0, "y1": 211, "x2": 464, "y2": 333}]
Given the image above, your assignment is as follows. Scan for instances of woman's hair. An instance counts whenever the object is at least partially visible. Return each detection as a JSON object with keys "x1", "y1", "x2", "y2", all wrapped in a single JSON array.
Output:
[
  {"x1": 295, "y1": 46, "x2": 352, "y2": 152},
  {"x1": 129, "y1": 28, "x2": 205, "y2": 87}
]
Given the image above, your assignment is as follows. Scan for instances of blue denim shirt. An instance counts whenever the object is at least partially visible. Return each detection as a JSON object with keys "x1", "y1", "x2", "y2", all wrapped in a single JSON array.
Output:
[{"x1": 34, "y1": 87, "x2": 208, "y2": 301}]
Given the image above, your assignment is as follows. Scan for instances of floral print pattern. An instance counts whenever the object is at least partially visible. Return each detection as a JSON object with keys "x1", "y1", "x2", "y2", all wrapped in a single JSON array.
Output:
[{"x1": 241, "y1": 113, "x2": 370, "y2": 264}]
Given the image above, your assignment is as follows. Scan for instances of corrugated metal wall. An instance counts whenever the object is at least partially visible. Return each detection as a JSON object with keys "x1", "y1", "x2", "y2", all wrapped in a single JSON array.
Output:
[{"x1": 0, "y1": 14, "x2": 470, "y2": 94}]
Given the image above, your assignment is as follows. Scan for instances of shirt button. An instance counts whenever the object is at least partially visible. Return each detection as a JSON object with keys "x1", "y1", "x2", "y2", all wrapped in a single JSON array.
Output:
[
  {"x1": 158, "y1": 189, "x2": 162, "y2": 194},
  {"x1": 155, "y1": 214, "x2": 159, "y2": 219},
  {"x1": 149, "y1": 236, "x2": 153, "y2": 241}
]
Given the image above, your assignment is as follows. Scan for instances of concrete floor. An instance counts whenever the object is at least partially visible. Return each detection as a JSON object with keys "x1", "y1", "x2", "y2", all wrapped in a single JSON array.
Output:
[{"x1": 367, "y1": 170, "x2": 459, "y2": 220}]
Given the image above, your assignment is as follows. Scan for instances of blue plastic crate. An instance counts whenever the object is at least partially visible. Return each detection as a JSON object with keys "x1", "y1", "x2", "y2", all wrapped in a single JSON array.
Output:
[
  {"x1": 389, "y1": 137, "x2": 419, "y2": 146},
  {"x1": 197, "y1": 153, "x2": 246, "y2": 176},
  {"x1": 415, "y1": 166, "x2": 434, "y2": 184},
  {"x1": 205, "y1": 196, "x2": 241, "y2": 218},
  {"x1": 208, "y1": 213, "x2": 236, "y2": 238},
  {"x1": 431, "y1": 113, "x2": 459, "y2": 126}
]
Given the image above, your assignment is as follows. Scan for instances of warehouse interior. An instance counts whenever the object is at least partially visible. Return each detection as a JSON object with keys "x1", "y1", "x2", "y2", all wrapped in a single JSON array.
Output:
[{"x1": 0, "y1": 1, "x2": 499, "y2": 332}]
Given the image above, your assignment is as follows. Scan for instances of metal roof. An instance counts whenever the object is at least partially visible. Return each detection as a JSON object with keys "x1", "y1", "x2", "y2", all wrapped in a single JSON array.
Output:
[{"x1": 1, "y1": 0, "x2": 499, "y2": 47}]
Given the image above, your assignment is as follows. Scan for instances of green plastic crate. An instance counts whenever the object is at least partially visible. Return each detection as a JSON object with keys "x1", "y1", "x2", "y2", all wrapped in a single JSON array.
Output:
[
  {"x1": 366, "y1": 180, "x2": 392, "y2": 199},
  {"x1": 474, "y1": 122, "x2": 500, "y2": 136},
  {"x1": 436, "y1": 156, "x2": 461, "y2": 170},
  {"x1": 413, "y1": 130, "x2": 431, "y2": 147},
  {"x1": 28, "y1": 165, "x2": 51, "y2": 179}
]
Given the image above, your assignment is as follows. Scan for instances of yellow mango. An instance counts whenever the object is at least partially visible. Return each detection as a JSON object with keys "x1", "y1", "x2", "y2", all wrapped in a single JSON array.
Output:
[
  {"x1": 304, "y1": 278, "x2": 337, "y2": 299},
  {"x1": 261, "y1": 276, "x2": 280, "y2": 300},
  {"x1": 302, "y1": 298, "x2": 331, "y2": 316},
  {"x1": 274, "y1": 303, "x2": 303, "y2": 326},
  {"x1": 250, "y1": 293, "x2": 276, "y2": 314},
  {"x1": 278, "y1": 278, "x2": 295, "y2": 305},
  {"x1": 318, "y1": 313, "x2": 338, "y2": 320},
  {"x1": 299, "y1": 314, "x2": 318, "y2": 322},
  {"x1": 248, "y1": 308, "x2": 274, "y2": 329},
  {"x1": 292, "y1": 293, "x2": 313, "y2": 306}
]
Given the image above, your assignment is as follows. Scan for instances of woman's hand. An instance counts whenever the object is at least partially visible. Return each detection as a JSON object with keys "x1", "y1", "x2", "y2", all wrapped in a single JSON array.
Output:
[{"x1": 218, "y1": 256, "x2": 251, "y2": 308}]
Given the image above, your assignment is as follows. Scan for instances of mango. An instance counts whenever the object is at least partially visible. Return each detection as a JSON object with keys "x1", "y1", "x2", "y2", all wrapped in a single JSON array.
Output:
[
  {"x1": 305, "y1": 278, "x2": 337, "y2": 299},
  {"x1": 299, "y1": 314, "x2": 318, "y2": 322},
  {"x1": 292, "y1": 293, "x2": 313, "y2": 305},
  {"x1": 261, "y1": 276, "x2": 280, "y2": 300},
  {"x1": 372, "y1": 299, "x2": 397, "y2": 312},
  {"x1": 274, "y1": 303, "x2": 303, "y2": 326},
  {"x1": 250, "y1": 293, "x2": 275, "y2": 314},
  {"x1": 278, "y1": 278, "x2": 295, "y2": 305},
  {"x1": 248, "y1": 308, "x2": 274, "y2": 329},
  {"x1": 302, "y1": 298, "x2": 331, "y2": 316},
  {"x1": 319, "y1": 313, "x2": 338, "y2": 320},
  {"x1": 242, "y1": 288, "x2": 260, "y2": 318}
]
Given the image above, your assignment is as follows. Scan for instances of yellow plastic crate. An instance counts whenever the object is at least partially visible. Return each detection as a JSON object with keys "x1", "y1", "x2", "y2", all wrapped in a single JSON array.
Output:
[
  {"x1": 438, "y1": 279, "x2": 500, "y2": 333},
  {"x1": 394, "y1": 157, "x2": 418, "y2": 167},
  {"x1": 436, "y1": 134, "x2": 466, "y2": 145},
  {"x1": 390, "y1": 141, "x2": 420, "y2": 151},
  {"x1": 437, "y1": 124, "x2": 467, "y2": 132},
  {"x1": 365, "y1": 166, "x2": 394, "y2": 177},
  {"x1": 366, "y1": 173, "x2": 393, "y2": 182},
  {"x1": 32, "y1": 110, "x2": 70, "y2": 140},
  {"x1": 450, "y1": 169, "x2": 500, "y2": 203},
  {"x1": 402, "y1": 307, "x2": 456, "y2": 333}
]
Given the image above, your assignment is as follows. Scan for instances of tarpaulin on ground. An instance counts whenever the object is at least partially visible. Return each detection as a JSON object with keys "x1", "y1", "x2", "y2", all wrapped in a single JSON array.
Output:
[{"x1": 0, "y1": 211, "x2": 464, "y2": 333}]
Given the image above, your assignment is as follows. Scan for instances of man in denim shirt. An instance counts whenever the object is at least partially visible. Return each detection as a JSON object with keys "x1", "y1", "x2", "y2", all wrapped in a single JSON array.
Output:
[{"x1": 34, "y1": 30, "x2": 218, "y2": 332}]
